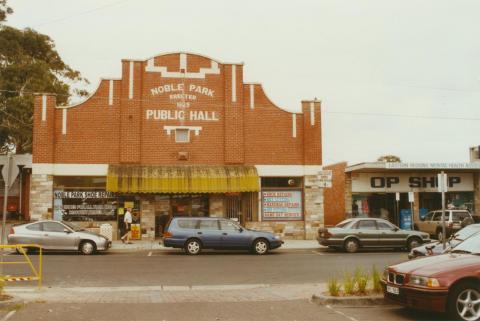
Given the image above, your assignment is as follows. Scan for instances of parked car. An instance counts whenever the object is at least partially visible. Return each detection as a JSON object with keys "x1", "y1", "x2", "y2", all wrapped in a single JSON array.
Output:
[
  {"x1": 409, "y1": 224, "x2": 480, "y2": 259},
  {"x1": 8, "y1": 220, "x2": 111, "y2": 255},
  {"x1": 414, "y1": 209, "x2": 474, "y2": 241},
  {"x1": 383, "y1": 232, "x2": 480, "y2": 321},
  {"x1": 317, "y1": 218, "x2": 430, "y2": 253},
  {"x1": 163, "y1": 217, "x2": 283, "y2": 255}
]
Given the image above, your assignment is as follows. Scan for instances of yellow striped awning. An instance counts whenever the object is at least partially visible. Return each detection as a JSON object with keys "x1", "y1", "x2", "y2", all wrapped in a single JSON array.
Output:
[{"x1": 106, "y1": 165, "x2": 259, "y2": 193}]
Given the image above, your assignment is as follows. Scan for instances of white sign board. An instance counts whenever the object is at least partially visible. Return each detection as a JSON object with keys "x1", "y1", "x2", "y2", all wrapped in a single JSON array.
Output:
[
  {"x1": 351, "y1": 172, "x2": 473, "y2": 193},
  {"x1": 408, "y1": 192, "x2": 414, "y2": 203},
  {"x1": 1, "y1": 156, "x2": 19, "y2": 189},
  {"x1": 437, "y1": 173, "x2": 448, "y2": 193}
]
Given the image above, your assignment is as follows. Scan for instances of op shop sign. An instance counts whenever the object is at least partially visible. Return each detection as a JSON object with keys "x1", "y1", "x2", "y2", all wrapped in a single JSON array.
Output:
[
  {"x1": 351, "y1": 173, "x2": 474, "y2": 193},
  {"x1": 262, "y1": 191, "x2": 303, "y2": 221}
]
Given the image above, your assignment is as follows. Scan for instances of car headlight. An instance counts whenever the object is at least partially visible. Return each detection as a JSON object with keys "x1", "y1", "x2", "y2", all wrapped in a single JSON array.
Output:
[
  {"x1": 408, "y1": 275, "x2": 440, "y2": 287},
  {"x1": 383, "y1": 268, "x2": 389, "y2": 281}
]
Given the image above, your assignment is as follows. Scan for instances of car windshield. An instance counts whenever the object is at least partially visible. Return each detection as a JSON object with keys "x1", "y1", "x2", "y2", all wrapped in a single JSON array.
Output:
[
  {"x1": 454, "y1": 226, "x2": 480, "y2": 241},
  {"x1": 450, "y1": 232, "x2": 480, "y2": 254},
  {"x1": 61, "y1": 221, "x2": 83, "y2": 232}
]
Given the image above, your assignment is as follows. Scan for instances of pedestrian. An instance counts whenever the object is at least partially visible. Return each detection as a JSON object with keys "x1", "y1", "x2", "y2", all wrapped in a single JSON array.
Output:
[{"x1": 121, "y1": 208, "x2": 133, "y2": 244}]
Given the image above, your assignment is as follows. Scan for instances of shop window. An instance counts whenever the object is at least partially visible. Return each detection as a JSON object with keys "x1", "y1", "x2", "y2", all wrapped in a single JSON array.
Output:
[{"x1": 175, "y1": 129, "x2": 190, "y2": 143}]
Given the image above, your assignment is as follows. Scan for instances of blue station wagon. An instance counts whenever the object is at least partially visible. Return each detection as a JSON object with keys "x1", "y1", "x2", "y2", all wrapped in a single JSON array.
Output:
[{"x1": 163, "y1": 217, "x2": 284, "y2": 255}]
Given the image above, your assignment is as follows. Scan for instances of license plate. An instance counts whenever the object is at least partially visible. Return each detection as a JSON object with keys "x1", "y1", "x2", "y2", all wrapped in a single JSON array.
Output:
[{"x1": 387, "y1": 285, "x2": 399, "y2": 295}]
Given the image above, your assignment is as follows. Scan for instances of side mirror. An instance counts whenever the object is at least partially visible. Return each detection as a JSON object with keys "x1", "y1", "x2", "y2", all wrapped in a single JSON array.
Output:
[
  {"x1": 238, "y1": 227, "x2": 244, "y2": 233},
  {"x1": 64, "y1": 228, "x2": 72, "y2": 233},
  {"x1": 391, "y1": 227, "x2": 399, "y2": 232},
  {"x1": 420, "y1": 217, "x2": 425, "y2": 221}
]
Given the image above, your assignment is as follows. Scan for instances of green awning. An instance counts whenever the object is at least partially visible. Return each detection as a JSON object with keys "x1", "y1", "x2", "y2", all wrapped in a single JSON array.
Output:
[{"x1": 106, "y1": 165, "x2": 259, "y2": 193}]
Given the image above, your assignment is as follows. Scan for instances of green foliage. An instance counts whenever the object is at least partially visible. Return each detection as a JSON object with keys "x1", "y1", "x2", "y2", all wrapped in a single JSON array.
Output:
[
  {"x1": 0, "y1": 17, "x2": 88, "y2": 152},
  {"x1": 343, "y1": 272, "x2": 355, "y2": 295},
  {"x1": 351, "y1": 267, "x2": 370, "y2": 294},
  {"x1": 0, "y1": 0, "x2": 12, "y2": 23},
  {"x1": 371, "y1": 266, "x2": 382, "y2": 293},
  {"x1": 327, "y1": 278, "x2": 341, "y2": 297}
]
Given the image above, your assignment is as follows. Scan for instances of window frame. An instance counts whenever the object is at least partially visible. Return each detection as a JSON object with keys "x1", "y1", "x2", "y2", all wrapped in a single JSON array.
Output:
[{"x1": 175, "y1": 129, "x2": 190, "y2": 143}]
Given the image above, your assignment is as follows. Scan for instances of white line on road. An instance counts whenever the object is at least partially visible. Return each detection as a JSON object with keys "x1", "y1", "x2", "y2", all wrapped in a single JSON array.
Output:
[
  {"x1": 147, "y1": 251, "x2": 152, "y2": 257},
  {"x1": 325, "y1": 305, "x2": 359, "y2": 321},
  {"x1": 311, "y1": 251, "x2": 324, "y2": 255},
  {"x1": 0, "y1": 311, "x2": 16, "y2": 321}
]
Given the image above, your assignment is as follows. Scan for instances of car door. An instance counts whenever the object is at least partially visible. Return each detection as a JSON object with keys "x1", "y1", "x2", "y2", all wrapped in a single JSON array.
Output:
[
  {"x1": 219, "y1": 219, "x2": 250, "y2": 249},
  {"x1": 196, "y1": 219, "x2": 223, "y2": 248},
  {"x1": 41, "y1": 221, "x2": 77, "y2": 250},
  {"x1": 377, "y1": 220, "x2": 406, "y2": 247},
  {"x1": 353, "y1": 220, "x2": 379, "y2": 246}
]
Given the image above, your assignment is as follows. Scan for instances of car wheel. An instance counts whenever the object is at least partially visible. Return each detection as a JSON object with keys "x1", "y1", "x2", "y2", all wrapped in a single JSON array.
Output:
[
  {"x1": 407, "y1": 237, "x2": 422, "y2": 251},
  {"x1": 79, "y1": 241, "x2": 96, "y2": 255},
  {"x1": 184, "y1": 239, "x2": 202, "y2": 255},
  {"x1": 344, "y1": 238, "x2": 359, "y2": 253},
  {"x1": 252, "y1": 239, "x2": 269, "y2": 255},
  {"x1": 448, "y1": 282, "x2": 480, "y2": 321},
  {"x1": 437, "y1": 230, "x2": 444, "y2": 242}
]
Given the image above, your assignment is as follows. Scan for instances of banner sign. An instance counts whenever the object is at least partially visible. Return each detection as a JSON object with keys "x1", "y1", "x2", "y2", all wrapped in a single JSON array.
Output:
[
  {"x1": 54, "y1": 190, "x2": 117, "y2": 221},
  {"x1": 262, "y1": 190, "x2": 303, "y2": 221},
  {"x1": 351, "y1": 172, "x2": 473, "y2": 192}
]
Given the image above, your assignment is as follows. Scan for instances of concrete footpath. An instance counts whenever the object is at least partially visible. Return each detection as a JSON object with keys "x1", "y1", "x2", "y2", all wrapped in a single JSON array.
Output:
[
  {"x1": 110, "y1": 239, "x2": 323, "y2": 252},
  {"x1": 6, "y1": 283, "x2": 326, "y2": 304}
]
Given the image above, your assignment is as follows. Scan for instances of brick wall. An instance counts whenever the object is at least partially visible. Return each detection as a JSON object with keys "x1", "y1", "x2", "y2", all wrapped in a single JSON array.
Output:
[
  {"x1": 323, "y1": 162, "x2": 347, "y2": 226},
  {"x1": 33, "y1": 52, "x2": 322, "y2": 167}
]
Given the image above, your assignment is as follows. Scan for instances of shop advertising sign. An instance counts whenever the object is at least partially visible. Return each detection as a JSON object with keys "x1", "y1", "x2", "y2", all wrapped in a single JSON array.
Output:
[
  {"x1": 262, "y1": 190, "x2": 303, "y2": 221},
  {"x1": 351, "y1": 173, "x2": 473, "y2": 193},
  {"x1": 54, "y1": 190, "x2": 117, "y2": 221}
]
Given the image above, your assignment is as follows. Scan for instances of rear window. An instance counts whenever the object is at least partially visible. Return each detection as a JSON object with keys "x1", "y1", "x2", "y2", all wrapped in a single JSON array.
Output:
[
  {"x1": 452, "y1": 212, "x2": 471, "y2": 221},
  {"x1": 198, "y1": 219, "x2": 219, "y2": 230},
  {"x1": 26, "y1": 223, "x2": 42, "y2": 231},
  {"x1": 177, "y1": 219, "x2": 198, "y2": 229},
  {"x1": 335, "y1": 220, "x2": 352, "y2": 228}
]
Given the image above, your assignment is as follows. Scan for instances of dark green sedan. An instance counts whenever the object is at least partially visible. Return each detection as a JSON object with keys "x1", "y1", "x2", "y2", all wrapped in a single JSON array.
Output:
[{"x1": 317, "y1": 218, "x2": 431, "y2": 253}]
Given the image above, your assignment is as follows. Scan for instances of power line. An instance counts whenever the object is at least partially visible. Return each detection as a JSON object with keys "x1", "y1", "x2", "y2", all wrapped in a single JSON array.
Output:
[{"x1": 32, "y1": 0, "x2": 131, "y2": 28}]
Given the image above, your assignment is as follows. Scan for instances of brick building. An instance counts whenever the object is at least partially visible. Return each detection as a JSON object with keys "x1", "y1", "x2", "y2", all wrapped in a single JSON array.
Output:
[{"x1": 30, "y1": 52, "x2": 325, "y2": 240}]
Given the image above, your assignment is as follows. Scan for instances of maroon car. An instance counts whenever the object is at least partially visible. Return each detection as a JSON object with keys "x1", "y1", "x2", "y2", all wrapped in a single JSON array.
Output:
[{"x1": 382, "y1": 233, "x2": 480, "y2": 321}]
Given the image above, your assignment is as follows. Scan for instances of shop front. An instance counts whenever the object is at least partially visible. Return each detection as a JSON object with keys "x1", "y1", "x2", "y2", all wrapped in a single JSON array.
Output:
[
  {"x1": 30, "y1": 52, "x2": 325, "y2": 240},
  {"x1": 343, "y1": 163, "x2": 480, "y2": 228}
]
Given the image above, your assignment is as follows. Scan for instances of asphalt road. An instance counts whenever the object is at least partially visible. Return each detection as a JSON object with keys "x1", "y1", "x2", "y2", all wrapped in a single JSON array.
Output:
[
  {"x1": 5, "y1": 300, "x2": 450, "y2": 321},
  {"x1": 4, "y1": 248, "x2": 409, "y2": 287}
]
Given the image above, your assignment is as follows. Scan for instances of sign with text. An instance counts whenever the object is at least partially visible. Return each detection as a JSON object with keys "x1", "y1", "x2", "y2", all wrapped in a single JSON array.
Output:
[
  {"x1": 262, "y1": 190, "x2": 303, "y2": 221},
  {"x1": 54, "y1": 190, "x2": 117, "y2": 221},
  {"x1": 351, "y1": 173, "x2": 473, "y2": 192}
]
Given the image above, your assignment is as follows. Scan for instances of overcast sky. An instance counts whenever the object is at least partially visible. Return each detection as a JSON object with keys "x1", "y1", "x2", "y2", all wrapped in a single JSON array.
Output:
[{"x1": 6, "y1": 0, "x2": 480, "y2": 165}]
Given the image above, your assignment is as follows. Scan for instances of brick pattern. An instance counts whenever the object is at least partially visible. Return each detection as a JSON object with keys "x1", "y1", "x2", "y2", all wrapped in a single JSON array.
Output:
[
  {"x1": 323, "y1": 162, "x2": 347, "y2": 226},
  {"x1": 33, "y1": 53, "x2": 322, "y2": 166}
]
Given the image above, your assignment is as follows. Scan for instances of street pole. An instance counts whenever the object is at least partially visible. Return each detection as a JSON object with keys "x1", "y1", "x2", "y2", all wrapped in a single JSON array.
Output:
[
  {"x1": 1, "y1": 153, "x2": 11, "y2": 245},
  {"x1": 441, "y1": 171, "x2": 447, "y2": 250}
]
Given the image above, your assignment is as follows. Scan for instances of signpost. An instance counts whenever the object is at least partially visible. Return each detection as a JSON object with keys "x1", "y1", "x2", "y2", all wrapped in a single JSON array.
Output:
[
  {"x1": 408, "y1": 192, "x2": 414, "y2": 230},
  {"x1": 395, "y1": 192, "x2": 400, "y2": 226},
  {"x1": 437, "y1": 172, "x2": 448, "y2": 249},
  {"x1": 1, "y1": 153, "x2": 19, "y2": 244}
]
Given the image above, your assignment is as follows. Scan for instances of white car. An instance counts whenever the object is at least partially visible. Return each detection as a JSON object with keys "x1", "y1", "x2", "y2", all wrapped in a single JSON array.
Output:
[{"x1": 8, "y1": 220, "x2": 111, "y2": 255}]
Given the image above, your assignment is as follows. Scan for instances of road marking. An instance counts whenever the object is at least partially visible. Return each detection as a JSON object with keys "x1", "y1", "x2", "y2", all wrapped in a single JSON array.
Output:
[
  {"x1": 311, "y1": 251, "x2": 324, "y2": 255},
  {"x1": 325, "y1": 305, "x2": 359, "y2": 321},
  {"x1": 147, "y1": 251, "x2": 152, "y2": 257},
  {"x1": 0, "y1": 311, "x2": 16, "y2": 321}
]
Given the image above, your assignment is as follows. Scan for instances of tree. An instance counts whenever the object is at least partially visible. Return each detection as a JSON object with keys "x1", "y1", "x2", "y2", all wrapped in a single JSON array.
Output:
[
  {"x1": 377, "y1": 155, "x2": 401, "y2": 163},
  {"x1": 0, "y1": 1, "x2": 88, "y2": 153},
  {"x1": 0, "y1": 0, "x2": 12, "y2": 23}
]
